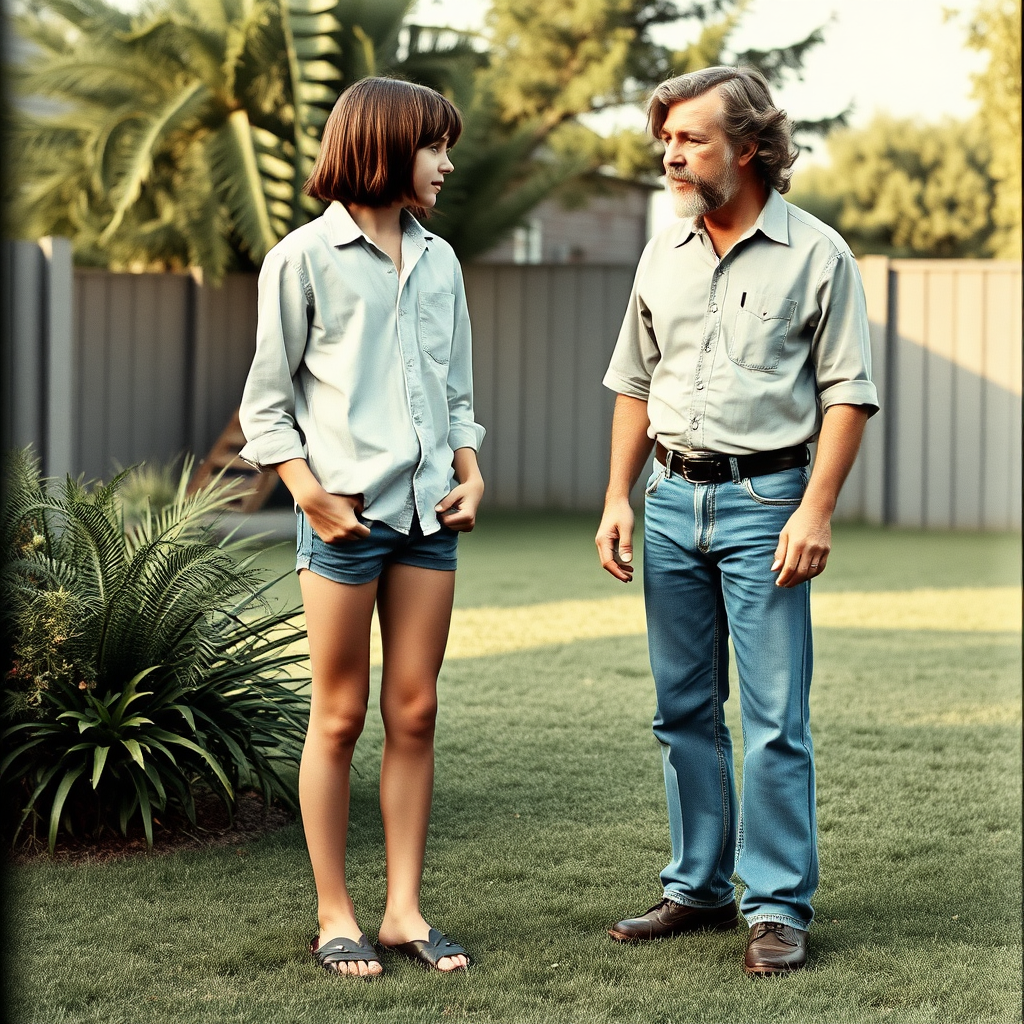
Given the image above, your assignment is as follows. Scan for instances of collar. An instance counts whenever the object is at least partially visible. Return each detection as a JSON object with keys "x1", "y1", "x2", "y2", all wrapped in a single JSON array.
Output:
[
  {"x1": 324, "y1": 201, "x2": 435, "y2": 248},
  {"x1": 673, "y1": 188, "x2": 789, "y2": 248}
]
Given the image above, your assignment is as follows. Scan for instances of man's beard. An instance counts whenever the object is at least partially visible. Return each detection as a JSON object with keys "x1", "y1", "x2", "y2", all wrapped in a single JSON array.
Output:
[{"x1": 667, "y1": 161, "x2": 738, "y2": 219}]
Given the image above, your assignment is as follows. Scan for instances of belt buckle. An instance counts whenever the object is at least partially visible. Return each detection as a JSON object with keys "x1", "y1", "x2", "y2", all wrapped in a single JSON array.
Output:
[{"x1": 680, "y1": 457, "x2": 716, "y2": 484}]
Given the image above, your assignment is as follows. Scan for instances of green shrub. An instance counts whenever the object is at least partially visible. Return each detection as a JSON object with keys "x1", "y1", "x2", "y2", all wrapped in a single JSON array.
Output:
[
  {"x1": 1, "y1": 449, "x2": 308, "y2": 852},
  {"x1": 114, "y1": 459, "x2": 183, "y2": 532}
]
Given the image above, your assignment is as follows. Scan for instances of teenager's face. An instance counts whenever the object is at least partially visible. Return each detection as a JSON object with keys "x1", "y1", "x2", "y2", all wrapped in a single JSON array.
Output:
[{"x1": 411, "y1": 139, "x2": 454, "y2": 208}]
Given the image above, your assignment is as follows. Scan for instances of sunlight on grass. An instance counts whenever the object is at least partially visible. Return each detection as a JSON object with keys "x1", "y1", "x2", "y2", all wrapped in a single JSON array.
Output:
[{"x1": 356, "y1": 586, "x2": 1022, "y2": 665}]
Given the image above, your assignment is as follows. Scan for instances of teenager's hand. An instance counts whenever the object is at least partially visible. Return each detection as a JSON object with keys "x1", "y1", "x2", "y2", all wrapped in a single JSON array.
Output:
[
  {"x1": 435, "y1": 475, "x2": 484, "y2": 532},
  {"x1": 596, "y1": 498, "x2": 635, "y2": 582},
  {"x1": 303, "y1": 490, "x2": 372, "y2": 544},
  {"x1": 773, "y1": 502, "x2": 831, "y2": 587}
]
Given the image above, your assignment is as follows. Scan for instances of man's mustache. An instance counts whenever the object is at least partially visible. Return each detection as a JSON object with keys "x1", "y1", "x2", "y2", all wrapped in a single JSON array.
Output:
[{"x1": 666, "y1": 167, "x2": 705, "y2": 185}]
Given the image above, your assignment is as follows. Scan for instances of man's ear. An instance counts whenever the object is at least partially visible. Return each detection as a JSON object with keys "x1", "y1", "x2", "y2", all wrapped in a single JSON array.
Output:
[{"x1": 737, "y1": 138, "x2": 759, "y2": 168}]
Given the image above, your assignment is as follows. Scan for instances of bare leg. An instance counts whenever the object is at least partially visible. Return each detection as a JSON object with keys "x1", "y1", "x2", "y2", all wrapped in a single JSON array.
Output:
[
  {"x1": 298, "y1": 569, "x2": 382, "y2": 977},
  {"x1": 374, "y1": 563, "x2": 468, "y2": 971}
]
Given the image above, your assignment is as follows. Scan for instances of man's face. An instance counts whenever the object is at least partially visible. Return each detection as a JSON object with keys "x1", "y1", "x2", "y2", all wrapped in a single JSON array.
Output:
[{"x1": 660, "y1": 89, "x2": 740, "y2": 219}]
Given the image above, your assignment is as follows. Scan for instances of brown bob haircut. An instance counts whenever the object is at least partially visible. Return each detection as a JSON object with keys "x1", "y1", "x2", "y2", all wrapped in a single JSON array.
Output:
[
  {"x1": 303, "y1": 77, "x2": 462, "y2": 218},
  {"x1": 647, "y1": 66, "x2": 798, "y2": 194}
]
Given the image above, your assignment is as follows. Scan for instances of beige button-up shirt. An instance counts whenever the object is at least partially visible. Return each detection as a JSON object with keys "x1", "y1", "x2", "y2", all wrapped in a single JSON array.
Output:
[
  {"x1": 603, "y1": 189, "x2": 879, "y2": 455},
  {"x1": 239, "y1": 202, "x2": 485, "y2": 535}
]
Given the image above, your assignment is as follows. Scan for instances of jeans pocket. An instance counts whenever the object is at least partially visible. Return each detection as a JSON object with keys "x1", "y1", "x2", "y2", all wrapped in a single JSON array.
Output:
[
  {"x1": 742, "y1": 467, "x2": 806, "y2": 506},
  {"x1": 645, "y1": 466, "x2": 666, "y2": 497}
]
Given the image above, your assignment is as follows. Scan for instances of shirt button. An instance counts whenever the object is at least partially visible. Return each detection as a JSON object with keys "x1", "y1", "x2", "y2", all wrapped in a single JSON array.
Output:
[
  {"x1": 691, "y1": 418, "x2": 699, "y2": 429},
  {"x1": 696, "y1": 380, "x2": 704, "y2": 390},
  {"x1": 710, "y1": 304, "x2": 718, "y2": 313},
  {"x1": 704, "y1": 341, "x2": 712, "y2": 352}
]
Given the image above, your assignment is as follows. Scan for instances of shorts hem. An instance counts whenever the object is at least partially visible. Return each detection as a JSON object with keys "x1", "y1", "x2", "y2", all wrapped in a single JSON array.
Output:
[
  {"x1": 392, "y1": 554, "x2": 458, "y2": 572},
  {"x1": 297, "y1": 563, "x2": 382, "y2": 586}
]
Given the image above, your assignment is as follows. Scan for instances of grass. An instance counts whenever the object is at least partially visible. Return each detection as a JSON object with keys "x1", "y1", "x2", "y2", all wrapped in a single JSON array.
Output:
[{"x1": 5, "y1": 517, "x2": 1021, "y2": 1024}]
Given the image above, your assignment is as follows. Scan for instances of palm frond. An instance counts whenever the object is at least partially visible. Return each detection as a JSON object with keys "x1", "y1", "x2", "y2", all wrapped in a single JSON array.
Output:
[{"x1": 99, "y1": 80, "x2": 215, "y2": 241}]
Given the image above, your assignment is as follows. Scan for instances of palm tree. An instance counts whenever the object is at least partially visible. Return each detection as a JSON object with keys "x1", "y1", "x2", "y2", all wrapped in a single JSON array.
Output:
[{"x1": 8, "y1": 0, "x2": 481, "y2": 277}]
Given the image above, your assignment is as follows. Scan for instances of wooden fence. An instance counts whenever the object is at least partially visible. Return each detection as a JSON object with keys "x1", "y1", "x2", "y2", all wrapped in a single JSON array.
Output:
[{"x1": 3, "y1": 239, "x2": 1020, "y2": 529}]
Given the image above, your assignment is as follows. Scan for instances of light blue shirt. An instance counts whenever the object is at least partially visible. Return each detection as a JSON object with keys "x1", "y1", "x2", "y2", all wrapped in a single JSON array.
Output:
[
  {"x1": 603, "y1": 189, "x2": 879, "y2": 455},
  {"x1": 239, "y1": 201, "x2": 485, "y2": 535}
]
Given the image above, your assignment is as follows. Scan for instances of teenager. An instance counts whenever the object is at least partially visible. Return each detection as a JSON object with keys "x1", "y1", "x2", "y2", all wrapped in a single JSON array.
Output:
[{"x1": 239, "y1": 77, "x2": 485, "y2": 977}]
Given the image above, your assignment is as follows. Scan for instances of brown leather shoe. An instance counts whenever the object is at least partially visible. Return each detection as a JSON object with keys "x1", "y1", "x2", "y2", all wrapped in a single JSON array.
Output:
[
  {"x1": 743, "y1": 921, "x2": 808, "y2": 975},
  {"x1": 608, "y1": 898, "x2": 738, "y2": 942}
]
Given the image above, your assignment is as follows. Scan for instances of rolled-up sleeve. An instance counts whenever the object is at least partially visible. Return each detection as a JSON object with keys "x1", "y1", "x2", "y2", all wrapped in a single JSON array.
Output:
[
  {"x1": 812, "y1": 251, "x2": 880, "y2": 415},
  {"x1": 602, "y1": 254, "x2": 660, "y2": 400},
  {"x1": 446, "y1": 259, "x2": 486, "y2": 451},
  {"x1": 238, "y1": 251, "x2": 313, "y2": 469}
]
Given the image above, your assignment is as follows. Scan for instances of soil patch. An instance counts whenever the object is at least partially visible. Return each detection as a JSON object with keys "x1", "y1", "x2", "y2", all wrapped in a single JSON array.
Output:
[{"x1": 8, "y1": 789, "x2": 295, "y2": 865}]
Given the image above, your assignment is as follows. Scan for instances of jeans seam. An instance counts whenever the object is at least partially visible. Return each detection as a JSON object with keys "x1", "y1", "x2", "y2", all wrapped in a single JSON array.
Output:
[
  {"x1": 711, "y1": 588, "x2": 731, "y2": 868},
  {"x1": 799, "y1": 582, "x2": 816, "y2": 890}
]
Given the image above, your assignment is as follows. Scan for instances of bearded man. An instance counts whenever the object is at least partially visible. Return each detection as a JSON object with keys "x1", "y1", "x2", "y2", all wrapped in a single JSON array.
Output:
[{"x1": 596, "y1": 66, "x2": 878, "y2": 976}]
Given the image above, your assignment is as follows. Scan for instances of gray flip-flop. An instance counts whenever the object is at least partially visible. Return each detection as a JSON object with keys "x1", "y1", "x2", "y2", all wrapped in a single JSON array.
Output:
[
  {"x1": 382, "y1": 927, "x2": 469, "y2": 971},
  {"x1": 310, "y1": 933, "x2": 382, "y2": 978}
]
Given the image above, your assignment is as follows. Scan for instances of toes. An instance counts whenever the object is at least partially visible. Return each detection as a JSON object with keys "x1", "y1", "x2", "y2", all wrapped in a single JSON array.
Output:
[
  {"x1": 436, "y1": 954, "x2": 468, "y2": 971},
  {"x1": 366, "y1": 960, "x2": 384, "y2": 976}
]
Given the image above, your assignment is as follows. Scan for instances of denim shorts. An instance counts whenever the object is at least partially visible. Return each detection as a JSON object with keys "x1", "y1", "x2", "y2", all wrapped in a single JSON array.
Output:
[{"x1": 295, "y1": 509, "x2": 458, "y2": 585}]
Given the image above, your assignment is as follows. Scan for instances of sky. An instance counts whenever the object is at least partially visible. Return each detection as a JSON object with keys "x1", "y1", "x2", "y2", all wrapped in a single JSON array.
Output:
[
  {"x1": 410, "y1": 0, "x2": 989, "y2": 233},
  {"x1": 410, "y1": 0, "x2": 988, "y2": 144}
]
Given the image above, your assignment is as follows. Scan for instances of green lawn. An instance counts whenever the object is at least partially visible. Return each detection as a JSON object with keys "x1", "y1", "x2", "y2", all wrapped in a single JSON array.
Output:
[{"x1": 5, "y1": 518, "x2": 1021, "y2": 1024}]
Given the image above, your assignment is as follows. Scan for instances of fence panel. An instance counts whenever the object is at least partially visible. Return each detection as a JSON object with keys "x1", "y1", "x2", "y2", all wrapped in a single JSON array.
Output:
[
  {"x1": 3, "y1": 242, "x2": 1019, "y2": 529},
  {"x1": 464, "y1": 264, "x2": 632, "y2": 510}
]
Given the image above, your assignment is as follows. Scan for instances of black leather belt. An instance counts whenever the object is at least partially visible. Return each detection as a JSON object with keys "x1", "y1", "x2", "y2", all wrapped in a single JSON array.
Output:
[{"x1": 654, "y1": 442, "x2": 809, "y2": 484}]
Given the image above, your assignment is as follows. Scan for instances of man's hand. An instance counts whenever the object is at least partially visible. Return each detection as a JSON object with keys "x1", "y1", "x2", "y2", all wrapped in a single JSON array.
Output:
[
  {"x1": 303, "y1": 490, "x2": 371, "y2": 544},
  {"x1": 772, "y1": 502, "x2": 831, "y2": 587},
  {"x1": 435, "y1": 475, "x2": 484, "y2": 532},
  {"x1": 596, "y1": 497, "x2": 636, "y2": 582}
]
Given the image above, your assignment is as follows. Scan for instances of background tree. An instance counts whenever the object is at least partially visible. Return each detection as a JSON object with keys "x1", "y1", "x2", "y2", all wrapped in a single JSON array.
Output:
[
  {"x1": 966, "y1": 0, "x2": 1021, "y2": 258},
  {"x1": 9, "y1": 0, "x2": 838, "y2": 270},
  {"x1": 788, "y1": 115, "x2": 995, "y2": 258},
  {"x1": 7, "y1": 0, "x2": 479, "y2": 277}
]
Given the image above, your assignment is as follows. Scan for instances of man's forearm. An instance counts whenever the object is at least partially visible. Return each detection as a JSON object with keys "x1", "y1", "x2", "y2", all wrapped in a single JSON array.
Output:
[
  {"x1": 802, "y1": 404, "x2": 871, "y2": 514},
  {"x1": 606, "y1": 394, "x2": 654, "y2": 501}
]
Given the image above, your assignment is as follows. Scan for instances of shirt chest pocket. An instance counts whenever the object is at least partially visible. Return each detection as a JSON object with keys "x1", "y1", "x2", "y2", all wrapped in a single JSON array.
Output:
[
  {"x1": 728, "y1": 292, "x2": 798, "y2": 372},
  {"x1": 418, "y1": 291, "x2": 455, "y2": 365}
]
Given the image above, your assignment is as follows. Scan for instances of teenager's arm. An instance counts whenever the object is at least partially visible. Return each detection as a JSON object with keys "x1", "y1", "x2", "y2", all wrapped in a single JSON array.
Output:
[
  {"x1": 595, "y1": 394, "x2": 654, "y2": 582},
  {"x1": 275, "y1": 458, "x2": 370, "y2": 543},
  {"x1": 238, "y1": 251, "x2": 311, "y2": 470},
  {"x1": 435, "y1": 447, "x2": 484, "y2": 532}
]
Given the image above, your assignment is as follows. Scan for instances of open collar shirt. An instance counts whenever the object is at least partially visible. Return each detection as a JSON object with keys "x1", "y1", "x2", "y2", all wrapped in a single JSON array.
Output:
[
  {"x1": 239, "y1": 201, "x2": 485, "y2": 535},
  {"x1": 603, "y1": 189, "x2": 879, "y2": 455}
]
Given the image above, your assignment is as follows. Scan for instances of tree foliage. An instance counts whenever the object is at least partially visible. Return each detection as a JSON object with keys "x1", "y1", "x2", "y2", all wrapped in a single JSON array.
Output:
[
  {"x1": 967, "y1": 0, "x2": 1021, "y2": 258},
  {"x1": 789, "y1": 116, "x2": 996, "y2": 258},
  {"x1": 9, "y1": 0, "x2": 836, "y2": 270},
  {"x1": 8, "y1": 0, "x2": 480, "y2": 276}
]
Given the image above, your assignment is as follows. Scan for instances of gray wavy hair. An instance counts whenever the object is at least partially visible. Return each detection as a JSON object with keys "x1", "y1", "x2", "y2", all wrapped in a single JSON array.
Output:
[{"x1": 647, "y1": 66, "x2": 799, "y2": 194}]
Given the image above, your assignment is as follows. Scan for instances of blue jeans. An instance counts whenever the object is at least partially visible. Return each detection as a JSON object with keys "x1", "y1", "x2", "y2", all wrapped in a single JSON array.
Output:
[{"x1": 642, "y1": 461, "x2": 817, "y2": 931}]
